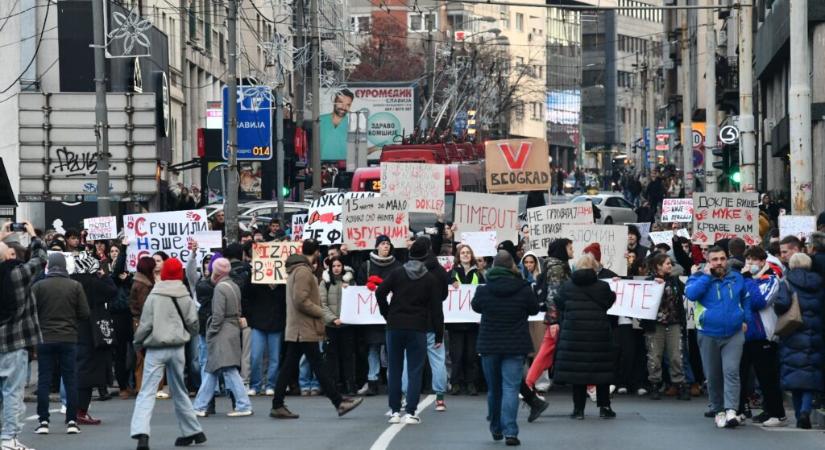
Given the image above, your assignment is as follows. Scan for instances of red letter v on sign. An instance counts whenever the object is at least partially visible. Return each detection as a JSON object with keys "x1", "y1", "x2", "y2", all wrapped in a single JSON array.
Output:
[{"x1": 498, "y1": 142, "x2": 532, "y2": 170}]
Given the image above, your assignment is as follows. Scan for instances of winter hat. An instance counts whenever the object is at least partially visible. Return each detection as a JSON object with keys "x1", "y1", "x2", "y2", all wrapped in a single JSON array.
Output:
[
  {"x1": 492, "y1": 250, "x2": 516, "y2": 271},
  {"x1": 583, "y1": 243, "x2": 601, "y2": 262},
  {"x1": 497, "y1": 240, "x2": 517, "y2": 260},
  {"x1": 409, "y1": 237, "x2": 430, "y2": 260},
  {"x1": 160, "y1": 257, "x2": 184, "y2": 281},
  {"x1": 375, "y1": 234, "x2": 392, "y2": 249},
  {"x1": 210, "y1": 257, "x2": 231, "y2": 284}
]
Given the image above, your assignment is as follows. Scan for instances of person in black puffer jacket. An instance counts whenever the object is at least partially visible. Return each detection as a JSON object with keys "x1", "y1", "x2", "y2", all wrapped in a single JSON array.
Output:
[
  {"x1": 109, "y1": 242, "x2": 136, "y2": 399},
  {"x1": 553, "y1": 254, "x2": 618, "y2": 420},
  {"x1": 472, "y1": 251, "x2": 539, "y2": 445}
]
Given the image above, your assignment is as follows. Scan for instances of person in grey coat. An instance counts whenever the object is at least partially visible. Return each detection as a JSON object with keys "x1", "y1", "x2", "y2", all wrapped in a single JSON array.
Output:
[
  {"x1": 192, "y1": 258, "x2": 253, "y2": 417},
  {"x1": 130, "y1": 258, "x2": 203, "y2": 450}
]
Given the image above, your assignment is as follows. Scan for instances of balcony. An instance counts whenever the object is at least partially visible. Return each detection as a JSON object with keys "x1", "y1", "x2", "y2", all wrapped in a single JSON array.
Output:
[{"x1": 716, "y1": 56, "x2": 739, "y2": 110}]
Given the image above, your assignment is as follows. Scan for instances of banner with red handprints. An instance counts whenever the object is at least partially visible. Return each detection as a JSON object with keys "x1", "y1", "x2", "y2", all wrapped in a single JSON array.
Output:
[
  {"x1": 691, "y1": 192, "x2": 759, "y2": 245},
  {"x1": 251, "y1": 241, "x2": 302, "y2": 284},
  {"x1": 380, "y1": 162, "x2": 445, "y2": 213},
  {"x1": 123, "y1": 209, "x2": 210, "y2": 272},
  {"x1": 342, "y1": 196, "x2": 409, "y2": 249},
  {"x1": 302, "y1": 192, "x2": 378, "y2": 245}
]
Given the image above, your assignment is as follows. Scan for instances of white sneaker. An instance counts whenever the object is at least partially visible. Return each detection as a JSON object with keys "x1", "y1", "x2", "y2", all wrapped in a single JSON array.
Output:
[
  {"x1": 227, "y1": 410, "x2": 253, "y2": 417},
  {"x1": 636, "y1": 388, "x2": 648, "y2": 396},
  {"x1": 66, "y1": 420, "x2": 80, "y2": 435},
  {"x1": 388, "y1": 412, "x2": 402, "y2": 424},
  {"x1": 587, "y1": 385, "x2": 597, "y2": 402},
  {"x1": 609, "y1": 385, "x2": 616, "y2": 395},
  {"x1": 194, "y1": 410, "x2": 207, "y2": 418},
  {"x1": 714, "y1": 412, "x2": 727, "y2": 428},
  {"x1": 156, "y1": 391, "x2": 170, "y2": 399},
  {"x1": 357, "y1": 383, "x2": 370, "y2": 395},
  {"x1": 617, "y1": 387, "x2": 628, "y2": 395},
  {"x1": 59, "y1": 405, "x2": 66, "y2": 415},
  {"x1": 761, "y1": 417, "x2": 788, "y2": 428},
  {"x1": 247, "y1": 389, "x2": 257, "y2": 396},
  {"x1": 724, "y1": 409, "x2": 740, "y2": 428},
  {"x1": 34, "y1": 421, "x2": 49, "y2": 435},
  {"x1": 265, "y1": 388, "x2": 275, "y2": 396},
  {"x1": 2, "y1": 438, "x2": 36, "y2": 450},
  {"x1": 403, "y1": 414, "x2": 421, "y2": 425}
]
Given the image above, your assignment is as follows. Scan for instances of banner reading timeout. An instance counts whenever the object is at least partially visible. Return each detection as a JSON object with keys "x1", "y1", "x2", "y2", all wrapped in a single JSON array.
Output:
[
  {"x1": 251, "y1": 241, "x2": 302, "y2": 284},
  {"x1": 454, "y1": 192, "x2": 519, "y2": 243}
]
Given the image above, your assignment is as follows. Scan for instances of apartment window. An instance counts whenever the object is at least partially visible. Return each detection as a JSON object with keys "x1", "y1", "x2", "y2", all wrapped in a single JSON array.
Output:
[
  {"x1": 350, "y1": 15, "x2": 371, "y2": 33},
  {"x1": 447, "y1": 13, "x2": 467, "y2": 31},
  {"x1": 515, "y1": 103, "x2": 525, "y2": 119},
  {"x1": 501, "y1": 11, "x2": 510, "y2": 29},
  {"x1": 204, "y1": 0, "x2": 212, "y2": 52},
  {"x1": 515, "y1": 13, "x2": 524, "y2": 31},
  {"x1": 188, "y1": 1, "x2": 196, "y2": 39},
  {"x1": 531, "y1": 102, "x2": 542, "y2": 120},
  {"x1": 219, "y1": 32, "x2": 225, "y2": 62},
  {"x1": 409, "y1": 13, "x2": 436, "y2": 32}
]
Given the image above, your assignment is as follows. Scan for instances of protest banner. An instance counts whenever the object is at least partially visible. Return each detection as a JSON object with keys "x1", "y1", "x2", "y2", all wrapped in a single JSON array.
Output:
[
  {"x1": 342, "y1": 196, "x2": 409, "y2": 250},
  {"x1": 628, "y1": 222, "x2": 651, "y2": 247},
  {"x1": 691, "y1": 192, "x2": 759, "y2": 245},
  {"x1": 302, "y1": 192, "x2": 378, "y2": 245},
  {"x1": 83, "y1": 216, "x2": 118, "y2": 241},
  {"x1": 525, "y1": 202, "x2": 593, "y2": 256},
  {"x1": 453, "y1": 191, "x2": 519, "y2": 243},
  {"x1": 460, "y1": 231, "x2": 497, "y2": 257},
  {"x1": 779, "y1": 215, "x2": 816, "y2": 241},
  {"x1": 380, "y1": 162, "x2": 444, "y2": 213},
  {"x1": 124, "y1": 209, "x2": 210, "y2": 271},
  {"x1": 648, "y1": 229, "x2": 691, "y2": 246},
  {"x1": 661, "y1": 198, "x2": 694, "y2": 222},
  {"x1": 251, "y1": 241, "x2": 302, "y2": 284},
  {"x1": 291, "y1": 214, "x2": 307, "y2": 240},
  {"x1": 484, "y1": 138, "x2": 551, "y2": 193},
  {"x1": 339, "y1": 285, "x2": 543, "y2": 325},
  {"x1": 437, "y1": 256, "x2": 454, "y2": 272},
  {"x1": 559, "y1": 224, "x2": 628, "y2": 276},
  {"x1": 605, "y1": 279, "x2": 665, "y2": 320},
  {"x1": 192, "y1": 231, "x2": 223, "y2": 249}
]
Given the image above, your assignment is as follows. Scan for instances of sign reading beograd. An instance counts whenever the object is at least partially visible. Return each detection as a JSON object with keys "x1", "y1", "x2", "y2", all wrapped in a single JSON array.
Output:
[{"x1": 484, "y1": 138, "x2": 551, "y2": 193}]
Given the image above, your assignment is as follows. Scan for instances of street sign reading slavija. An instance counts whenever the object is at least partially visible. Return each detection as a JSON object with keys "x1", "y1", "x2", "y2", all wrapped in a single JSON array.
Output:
[{"x1": 222, "y1": 86, "x2": 273, "y2": 160}]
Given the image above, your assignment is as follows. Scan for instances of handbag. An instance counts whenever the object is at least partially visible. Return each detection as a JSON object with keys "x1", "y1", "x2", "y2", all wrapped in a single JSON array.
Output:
[
  {"x1": 775, "y1": 281, "x2": 803, "y2": 337},
  {"x1": 90, "y1": 304, "x2": 117, "y2": 349}
]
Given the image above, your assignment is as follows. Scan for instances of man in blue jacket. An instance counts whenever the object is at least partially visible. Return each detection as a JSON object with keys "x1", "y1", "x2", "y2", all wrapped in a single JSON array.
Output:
[{"x1": 685, "y1": 245, "x2": 761, "y2": 429}]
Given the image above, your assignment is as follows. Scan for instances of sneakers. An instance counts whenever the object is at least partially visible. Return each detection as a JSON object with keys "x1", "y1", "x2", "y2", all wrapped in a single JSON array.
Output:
[
  {"x1": 357, "y1": 383, "x2": 370, "y2": 395},
  {"x1": 751, "y1": 411, "x2": 770, "y2": 424},
  {"x1": 724, "y1": 409, "x2": 740, "y2": 428},
  {"x1": 34, "y1": 421, "x2": 49, "y2": 434},
  {"x1": 526, "y1": 397, "x2": 549, "y2": 423},
  {"x1": 337, "y1": 397, "x2": 364, "y2": 417},
  {"x1": 174, "y1": 432, "x2": 207, "y2": 446},
  {"x1": 636, "y1": 388, "x2": 648, "y2": 396},
  {"x1": 403, "y1": 414, "x2": 421, "y2": 425},
  {"x1": 265, "y1": 388, "x2": 275, "y2": 396},
  {"x1": 59, "y1": 405, "x2": 66, "y2": 415},
  {"x1": 617, "y1": 387, "x2": 628, "y2": 395},
  {"x1": 156, "y1": 391, "x2": 170, "y2": 399},
  {"x1": 599, "y1": 407, "x2": 617, "y2": 419},
  {"x1": 714, "y1": 411, "x2": 727, "y2": 428},
  {"x1": 1, "y1": 438, "x2": 36, "y2": 450},
  {"x1": 505, "y1": 436, "x2": 521, "y2": 446},
  {"x1": 435, "y1": 400, "x2": 446, "y2": 412},
  {"x1": 300, "y1": 390, "x2": 310, "y2": 397},
  {"x1": 269, "y1": 406, "x2": 299, "y2": 419},
  {"x1": 66, "y1": 420, "x2": 80, "y2": 434},
  {"x1": 587, "y1": 385, "x2": 597, "y2": 402},
  {"x1": 247, "y1": 389, "x2": 257, "y2": 396},
  {"x1": 649, "y1": 383, "x2": 662, "y2": 400},
  {"x1": 761, "y1": 417, "x2": 788, "y2": 428},
  {"x1": 193, "y1": 410, "x2": 207, "y2": 418},
  {"x1": 388, "y1": 412, "x2": 402, "y2": 424},
  {"x1": 310, "y1": 388, "x2": 321, "y2": 396},
  {"x1": 227, "y1": 410, "x2": 253, "y2": 417},
  {"x1": 449, "y1": 384, "x2": 462, "y2": 396}
]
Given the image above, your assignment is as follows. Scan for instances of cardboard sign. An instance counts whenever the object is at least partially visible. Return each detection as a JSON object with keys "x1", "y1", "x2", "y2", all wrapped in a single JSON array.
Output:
[
  {"x1": 779, "y1": 215, "x2": 816, "y2": 241},
  {"x1": 648, "y1": 229, "x2": 691, "y2": 246},
  {"x1": 302, "y1": 192, "x2": 378, "y2": 245},
  {"x1": 692, "y1": 193, "x2": 759, "y2": 245},
  {"x1": 661, "y1": 198, "x2": 694, "y2": 223},
  {"x1": 605, "y1": 279, "x2": 665, "y2": 320},
  {"x1": 628, "y1": 222, "x2": 651, "y2": 247},
  {"x1": 380, "y1": 162, "x2": 445, "y2": 213},
  {"x1": 453, "y1": 191, "x2": 519, "y2": 243},
  {"x1": 342, "y1": 196, "x2": 409, "y2": 250},
  {"x1": 291, "y1": 214, "x2": 307, "y2": 240},
  {"x1": 84, "y1": 216, "x2": 118, "y2": 241},
  {"x1": 484, "y1": 138, "x2": 551, "y2": 193},
  {"x1": 124, "y1": 209, "x2": 210, "y2": 271},
  {"x1": 459, "y1": 231, "x2": 497, "y2": 257},
  {"x1": 192, "y1": 231, "x2": 223, "y2": 249},
  {"x1": 560, "y1": 224, "x2": 629, "y2": 276},
  {"x1": 339, "y1": 285, "x2": 543, "y2": 324},
  {"x1": 251, "y1": 241, "x2": 302, "y2": 284},
  {"x1": 437, "y1": 256, "x2": 454, "y2": 272},
  {"x1": 525, "y1": 202, "x2": 594, "y2": 256}
]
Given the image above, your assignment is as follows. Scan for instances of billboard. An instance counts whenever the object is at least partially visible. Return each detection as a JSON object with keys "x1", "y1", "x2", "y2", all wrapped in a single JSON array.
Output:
[{"x1": 319, "y1": 84, "x2": 415, "y2": 163}]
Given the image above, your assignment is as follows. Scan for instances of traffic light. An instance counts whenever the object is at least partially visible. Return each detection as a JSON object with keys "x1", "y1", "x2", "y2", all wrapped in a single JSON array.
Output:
[
  {"x1": 712, "y1": 144, "x2": 740, "y2": 188},
  {"x1": 467, "y1": 110, "x2": 477, "y2": 136},
  {"x1": 281, "y1": 186, "x2": 291, "y2": 198}
]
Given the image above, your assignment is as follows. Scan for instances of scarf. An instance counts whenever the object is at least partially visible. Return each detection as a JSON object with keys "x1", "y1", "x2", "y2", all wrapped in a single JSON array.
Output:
[{"x1": 369, "y1": 251, "x2": 395, "y2": 267}]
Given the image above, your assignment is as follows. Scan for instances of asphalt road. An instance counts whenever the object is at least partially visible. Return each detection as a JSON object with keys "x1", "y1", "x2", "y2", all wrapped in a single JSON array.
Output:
[{"x1": 21, "y1": 388, "x2": 825, "y2": 450}]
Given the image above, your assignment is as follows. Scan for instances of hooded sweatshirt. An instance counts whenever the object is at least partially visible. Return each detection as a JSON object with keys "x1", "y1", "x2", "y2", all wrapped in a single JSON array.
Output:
[
  {"x1": 133, "y1": 280, "x2": 199, "y2": 349},
  {"x1": 375, "y1": 260, "x2": 444, "y2": 343}
]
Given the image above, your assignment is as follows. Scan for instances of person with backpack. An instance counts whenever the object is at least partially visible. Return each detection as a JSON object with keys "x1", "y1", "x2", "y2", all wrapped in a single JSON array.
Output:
[{"x1": 130, "y1": 257, "x2": 203, "y2": 450}]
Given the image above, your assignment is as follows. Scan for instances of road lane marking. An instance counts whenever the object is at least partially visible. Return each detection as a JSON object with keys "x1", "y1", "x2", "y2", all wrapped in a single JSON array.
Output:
[{"x1": 369, "y1": 394, "x2": 436, "y2": 450}]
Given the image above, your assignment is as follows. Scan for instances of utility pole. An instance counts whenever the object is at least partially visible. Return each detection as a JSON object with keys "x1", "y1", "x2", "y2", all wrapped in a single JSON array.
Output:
[
  {"x1": 309, "y1": 0, "x2": 321, "y2": 199},
  {"x1": 426, "y1": 13, "x2": 435, "y2": 133},
  {"x1": 294, "y1": 0, "x2": 306, "y2": 201},
  {"x1": 789, "y1": 0, "x2": 813, "y2": 214},
  {"x1": 704, "y1": 0, "x2": 717, "y2": 193},
  {"x1": 272, "y1": 2, "x2": 285, "y2": 220},
  {"x1": 630, "y1": 52, "x2": 639, "y2": 169},
  {"x1": 645, "y1": 46, "x2": 655, "y2": 177},
  {"x1": 224, "y1": 0, "x2": 239, "y2": 243},
  {"x1": 92, "y1": 0, "x2": 111, "y2": 216},
  {"x1": 738, "y1": 1, "x2": 756, "y2": 192},
  {"x1": 681, "y1": 3, "x2": 694, "y2": 195}
]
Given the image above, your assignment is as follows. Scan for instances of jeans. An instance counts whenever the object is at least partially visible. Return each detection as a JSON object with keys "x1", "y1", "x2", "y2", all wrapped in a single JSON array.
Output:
[
  {"x1": 387, "y1": 330, "x2": 426, "y2": 415},
  {"x1": 188, "y1": 337, "x2": 201, "y2": 391},
  {"x1": 697, "y1": 330, "x2": 744, "y2": 412},
  {"x1": 682, "y1": 329, "x2": 695, "y2": 384},
  {"x1": 739, "y1": 340, "x2": 784, "y2": 418},
  {"x1": 271, "y1": 342, "x2": 342, "y2": 410},
  {"x1": 791, "y1": 390, "x2": 813, "y2": 418},
  {"x1": 481, "y1": 355, "x2": 524, "y2": 438},
  {"x1": 367, "y1": 344, "x2": 381, "y2": 382},
  {"x1": 402, "y1": 332, "x2": 446, "y2": 395},
  {"x1": 130, "y1": 346, "x2": 202, "y2": 438},
  {"x1": 249, "y1": 329, "x2": 282, "y2": 392},
  {"x1": 37, "y1": 342, "x2": 77, "y2": 423},
  {"x1": 299, "y1": 342, "x2": 323, "y2": 391},
  {"x1": 0, "y1": 350, "x2": 29, "y2": 440},
  {"x1": 526, "y1": 325, "x2": 559, "y2": 389},
  {"x1": 645, "y1": 324, "x2": 685, "y2": 384},
  {"x1": 193, "y1": 366, "x2": 251, "y2": 413},
  {"x1": 197, "y1": 335, "x2": 209, "y2": 386}
]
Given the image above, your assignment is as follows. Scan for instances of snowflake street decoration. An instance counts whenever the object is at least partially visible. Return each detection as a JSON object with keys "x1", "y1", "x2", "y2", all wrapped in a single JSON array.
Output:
[
  {"x1": 105, "y1": 6, "x2": 152, "y2": 58},
  {"x1": 237, "y1": 85, "x2": 275, "y2": 112},
  {"x1": 262, "y1": 33, "x2": 294, "y2": 68}
]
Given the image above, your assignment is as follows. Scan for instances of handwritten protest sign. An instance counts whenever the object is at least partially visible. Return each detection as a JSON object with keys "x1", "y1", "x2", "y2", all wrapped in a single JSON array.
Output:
[
  {"x1": 648, "y1": 229, "x2": 691, "y2": 246},
  {"x1": 628, "y1": 222, "x2": 651, "y2": 247},
  {"x1": 342, "y1": 196, "x2": 409, "y2": 250},
  {"x1": 339, "y1": 285, "x2": 543, "y2": 324},
  {"x1": 560, "y1": 224, "x2": 628, "y2": 276},
  {"x1": 124, "y1": 209, "x2": 210, "y2": 271},
  {"x1": 302, "y1": 192, "x2": 378, "y2": 245},
  {"x1": 291, "y1": 214, "x2": 307, "y2": 240},
  {"x1": 192, "y1": 231, "x2": 223, "y2": 249},
  {"x1": 251, "y1": 241, "x2": 302, "y2": 284},
  {"x1": 380, "y1": 163, "x2": 444, "y2": 213},
  {"x1": 460, "y1": 231, "x2": 497, "y2": 257},
  {"x1": 779, "y1": 215, "x2": 816, "y2": 241},
  {"x1": 525, "y1": 202, "x2": 593, "y2": 256},
  {"x1": 605, "y1": 279, "x2": 665, "y2": 320},
  {"x1": 84, "y1": 216, "x2": 118, "y2": 241},
  {"x1": 661, "y1": 198, "x2": 694, "y2": 222},
  {"x1": 437, "y1": 256, "x2": 454, "y2": 272},
  {"x1": 453, "y1": 192, "x2": 519, "y2": 243},
  {"x1": 484, "y1": 138, "x2": 551, "y2": 193},
  {"x1": 692, "y1": 192, "x2": 759, "y2": 245}
]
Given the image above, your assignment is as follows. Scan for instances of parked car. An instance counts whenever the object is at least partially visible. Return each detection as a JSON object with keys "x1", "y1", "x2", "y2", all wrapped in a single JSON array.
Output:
[{"x1": 571, "y1": 194, "x2": 637, "y2": 225}]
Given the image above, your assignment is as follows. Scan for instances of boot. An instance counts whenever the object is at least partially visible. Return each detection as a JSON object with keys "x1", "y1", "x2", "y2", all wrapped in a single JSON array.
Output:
[
  {"x1": 134, "y1": 434, "x2": 150, "y2": 450},
  {"x1": 174, "y1": 432, "x2": 207, "y2": 447},
  {"x1": 649, "y1": 383, "x2": 661, "y2": 400},
  {"x1": 366, "y1": 381, "x2": 378, "y2": 396},
  {"x1": 678, "y1": 384, "x2": 692, "y2": 401},
  {"x1": 526, "y1": 395, "x2": 549, "y2": 423}
]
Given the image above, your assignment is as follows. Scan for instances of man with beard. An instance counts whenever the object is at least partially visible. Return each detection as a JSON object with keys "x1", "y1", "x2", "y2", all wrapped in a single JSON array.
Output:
[{"x1": 319, "y1": 89, "x2": 354, "y2": 161}]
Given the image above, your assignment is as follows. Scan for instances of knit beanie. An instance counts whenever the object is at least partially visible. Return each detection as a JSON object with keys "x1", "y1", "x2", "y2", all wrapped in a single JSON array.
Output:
[
  {"x1": 497, "y1": 240, "x2": 517, "y2": 260},
  {"x1": 375, "y1": 234, "x2": 392, "y2": 250},
  {"x1": 210, "y1": 257, "x2": 231, "y2": 284},
  {"x1": 583, "y1": 243, "x2": 602, "y2": 263},
  {"x1": 160, "y1": 257, "x2": 184, "y2": 281},
  {"x1": 409, "y1": 237, "x2": 430, "y2": 260}
]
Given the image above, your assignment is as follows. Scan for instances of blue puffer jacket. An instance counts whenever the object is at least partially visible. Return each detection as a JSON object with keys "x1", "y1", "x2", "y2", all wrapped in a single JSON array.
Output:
[
  {"x1": 685, "y1": 270, "x2": 757, "y2": 338},
  {"x1": 774, "y1": 268, "x2": 825, "y2": 391},
  {"x1": 743, "y1": 270, "x2": 781, "y2": 341}
]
